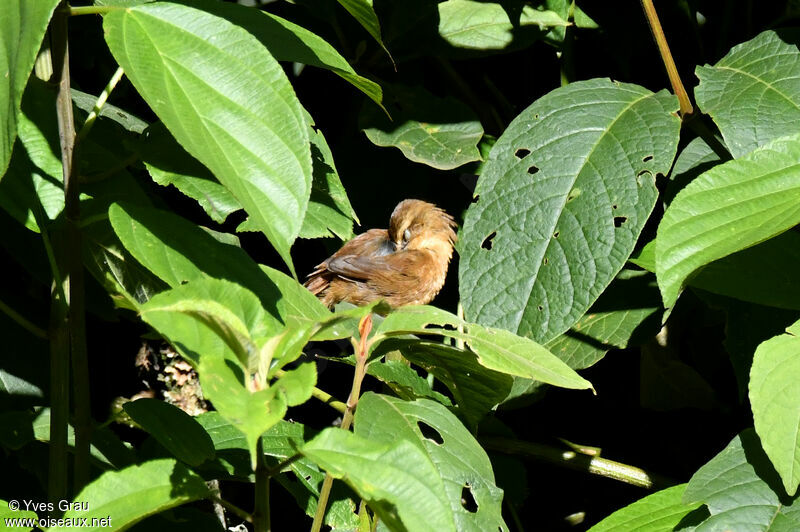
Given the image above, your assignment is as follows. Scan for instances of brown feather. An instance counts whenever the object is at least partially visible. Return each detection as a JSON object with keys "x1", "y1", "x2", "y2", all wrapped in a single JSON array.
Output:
[{"x1": 304, "y1": 200, "x2": 457, "y2": 308}]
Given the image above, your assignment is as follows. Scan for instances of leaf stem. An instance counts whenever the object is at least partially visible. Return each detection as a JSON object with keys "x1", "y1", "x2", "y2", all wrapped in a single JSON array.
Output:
[
  {"x1": 211, "y1": 495, "x2": 253, "y2": 524},
  {"x1": 481, "y1": 436, "x2": 677, "y2": 489},
  {"x1": 66, "y1": 5, "x2": 120, "y2": 16},
  {"x1": 310, "y1": 314, "x2": 373, "y2": 532},
  {"x1": 639, "y1": 0, "x2": 693, "y2": 117},
  {"x1": 0, "y1": 297, "x2": 48, "y2": 339},
  {"x1": 74, "y1": 66, "x2": 125, "y2": 147}
]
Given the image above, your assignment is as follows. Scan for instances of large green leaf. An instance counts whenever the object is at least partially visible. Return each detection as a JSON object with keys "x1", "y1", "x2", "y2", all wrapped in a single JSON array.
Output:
[
  {"x1": 683, "y1": 429, "x2": 800, "y2": 530},
  {"x1": 438, "y1": 0, "x2": 568, "y2": 50},
  {"x1": 354, "y1": 393, "x2": 506, "y2": 531},
  {"x1": 196, "y1": 413, "x2": 360, "y2": 528},
  {"x1": 103, "y1": 3, "x2": 312, "y2": 274},
  {"x1": 655, "y1": 133, "x2": 800, "y2": 309},
  {"x1": 506, "y1": 269, "x2": 661, "y2": 405},
  {"x1": 109, "y1": 202, "x2": 329, "y2": 325},
  {"x1": 123, "y1": 398, "x2": 215, "y2": 467},
  {"x1": 695, "y1": 30, "x2": 800, "y2": 158},
  {"x1": 302, "y1": 427, "x2": 455, "y2": 531},
  {"x1": 373, "y1": 338, "x2": 509, "y2": 429},
  {"x1": 750, "y1": 320, "x2": 800, "y2": 496},
  {"x1": 374, "y1": 305, "x2": 593, "y2": 390},
  {"x1": 0, "y1": 0, "x2": 60, "y2": 178},
  {"x1": 460, "y1": 79, "x2": 679, "y2": 343},
  {"x1": 360, "y1": 86, "x2": 483, "y2": 170},
  {"x1": 137, "y1": 122, "x2": 240, "y2": 224},
  {"x1": 170, "y1": 0, "x2": 381, "y2": 107},
  {"x1": 49, "y1": 459, "x2": 210, "y2": 532},
  {"x1": 588, "y1": 484, "x2": 701, "y2": 531}
]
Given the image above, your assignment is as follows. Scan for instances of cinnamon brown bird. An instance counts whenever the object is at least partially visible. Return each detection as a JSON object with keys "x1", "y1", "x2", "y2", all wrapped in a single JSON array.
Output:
[{"x1": 304, "y1": 199, "x2": 457, "y2": 308}]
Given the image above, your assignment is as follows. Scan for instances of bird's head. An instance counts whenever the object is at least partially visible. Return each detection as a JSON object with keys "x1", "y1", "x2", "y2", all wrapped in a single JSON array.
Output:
[{"x1": 388, "y1": 199, "x2": 457, "y2": 257}]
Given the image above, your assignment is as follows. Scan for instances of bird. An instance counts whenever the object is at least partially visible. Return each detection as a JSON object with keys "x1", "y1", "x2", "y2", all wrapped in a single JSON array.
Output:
[{"x1": 304, "y1": 199, "x2": 457, "y2": 308}]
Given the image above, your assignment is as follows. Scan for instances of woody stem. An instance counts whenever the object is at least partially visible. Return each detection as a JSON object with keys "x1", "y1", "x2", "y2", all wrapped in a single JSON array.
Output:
[{"x1": 310, "y1": 314, "x2": 373, "y2": 532}]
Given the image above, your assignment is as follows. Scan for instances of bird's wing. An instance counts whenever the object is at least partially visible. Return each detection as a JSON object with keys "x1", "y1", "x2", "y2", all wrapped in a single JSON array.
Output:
[{"x1": 326, "y1": 250, "x2": 432, "y2": 287}]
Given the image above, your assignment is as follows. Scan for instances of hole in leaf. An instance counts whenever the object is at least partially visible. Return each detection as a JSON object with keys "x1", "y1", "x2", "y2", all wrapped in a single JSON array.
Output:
[
  {"x1": 481, "y1": 231, "x2": 496, "y2": 250},
  {"x1": 418, "y1": 421, "x2": 444, "y2": 444},
  {"x1": 304, "y1": 475, "x2": 312, "y2": 482},
  {"x1": 534, "y1": 113, "x2": 540, "y2": 119},
  {"x1": 515, "y1": 148, "x2": 530, "y2": 159},
  {"x1": 537, "y1": 305, "x2": 544, "y2": 311},
  {"x1": 553, "y1": 231, "x2": 559, "y2": 239},
  {"x1": 543, "y1": 257, "x2": 549, "y2": 265},
  {"x1": 471, "y1": 194, "x2": 480, "y2": 204},
  {"x1": 614, "y1": 216, "x2": 628, "y2": 227},
  {"x1": 642, "y1": 154, "x2": 653, "y2": 162},
  {"x1": 461, "y1": 484, "x2": 478, "y2": 513},
  {"x1": 527, "y1": 165, "x2": 539, "y2": 175},
  {"x1": 567, "y1": 188, "x2": 581, "y2": 202},
  {"x1": 612, "y1": 204, "x2": 618, "y2": 210}
]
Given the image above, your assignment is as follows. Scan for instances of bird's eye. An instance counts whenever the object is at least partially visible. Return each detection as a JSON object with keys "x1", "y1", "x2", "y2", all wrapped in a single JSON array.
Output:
[{"x1": 403, "y1": 228, "x2": 412, "y2": 243}]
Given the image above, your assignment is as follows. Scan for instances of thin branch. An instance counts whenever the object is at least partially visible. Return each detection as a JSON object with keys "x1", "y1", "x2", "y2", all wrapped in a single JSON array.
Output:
[
  {"x1": 640, "y1": 0, "x2": 693, "y2": 117},
  {"x1": 311, "y1": 314, "x2": 373, "y2": 532},
  {"x1": 482, "y1": 436, "x2": 677, "y2": 490},
  {"x1": 66, "y1": 6, "x2": 121, "y2": 16},
  {"x1": 0, "y1": 297, "x2": 48, "y2": 339},
  {"x1": 211, "y1": 495, "x2": 253, "y2": 524},
  {"x1": 75, "y1": 66, "x2": 125, "y2": 146}
]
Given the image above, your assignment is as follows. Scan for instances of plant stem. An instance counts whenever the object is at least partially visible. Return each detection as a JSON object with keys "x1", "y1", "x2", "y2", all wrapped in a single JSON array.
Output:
[
  {"x1": 273, "y1": 369, "x2": 347, "y2": 414},
  {"x1": 211, "y1": 495, "x2": 253, "y2": 524},
  {"x1": 265, "y1": 453, "x2": 302, "y2": 478},
  {"x1": 559, "y1": 1, "x2": 576, "y2": 86},
  {"x1": 640, "y1": 0, "x2": 693, "y2": 117},
  {"x1": 52, "y1": 1, "x2": 91, "y2": 493},
  {"x1": 310, "y1": 314, "x2": 373, "y2": 532},
  {"x1": 46, "y1": 11, "x2": 70, "y2": 508},
  {"x1": 0, "y1": 297, "x2": 48, "y2": 339},
  {"x1": 481, "y1": 436, "x2": 677, "y2": 490},
  {"x1": 75, "y1": 66, "x2": 125, "y2": 146},
  {"x1": 207, "y1": 480, "x2": 226, "y2": 529},
  {"x1": 66, "y1": 5, "x2": 120, "y2": 16},
  {"x1": 253, "y1": 438, "x2": 271, "y2": 532}
]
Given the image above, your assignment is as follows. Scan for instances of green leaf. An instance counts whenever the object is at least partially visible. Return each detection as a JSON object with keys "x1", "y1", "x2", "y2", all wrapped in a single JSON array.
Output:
[
  {"x1": 506, "y1": 269, "x2": 661, "y2": 405},
  {"x1": 0, "y1": 499, "x2": 37, "y2": 530},
  {"x1": 140, "y1": 278, "x2": 271, "y2": 371},
  {"x1": 695, "y1": 30, "x2": 800, "y2": 158},
  {"x1": 366, "y1": 358, "x2": 452, "y2": 406},
  {"x1": 172, "y1": 0, "x2": 382, "y2": 107},
  {"x1": 335, "y1": 0, "x2": 392, "y2": 62},
  {"x1": 375, "y1": 305, "x2": 593, "y2": 390},
  {"x1": 273, "y1": 362, "x2": 317, "y2": 406},
  {"x1": 373, "y1": 339, "x2": 509, "y2": 429},
  {"x1": 360, "y1": 86, "x2": 484, "y2": 170},
  {"x1": 109, "y1": 202, "x2": 330, "y2": 325},
  {"x1": 750, "y1": 320, "x2": 800, "y2": 496},
  {"x1": 302, "y1": 427, "x2": 456, "y2": 532},
  {"x1": 655, "y1": 133, "x2": 800, "y2": 309},
  {"x1": 196, "y1": 413, "x2": 360, "y2": 528},
  {"x1": 71, "y1": 88, "x2": 149, "y2": 134},
  {"x1": 49, "y1": 459, "x2": 210, "y2": 532},
  {"x1": 0, "y1": 0, "x2": 60, "y2": 177},
  {"x1": 588, "y1": 484, "x2": 701, "y2": 531},
  {"x1": 300, "y1": 109, "x2": 358, "y2": 240},
  {"x1": 460, "y1": 79, "x2": 680, "y2": 343},
  {"x1": 438, "y1": 0, "x2": 568, "y2": 50},
  {"x1": 103, "y1": 3, "x2": 312, "y2": 274},
  {"x1": 123, "y1": 398, "x2": 215, "y2": 467},
  {"x1": 198, "y1": 354, "x2": 287, "y2": 464},
  {"x1": 354, "y1": 393, "x2": 507, "y2": 531},
  {"x1": 683, "y1": 429, "x2": 800, "y2": 530},
  {"x1": 137, "y1": 122, "x2": 241, "y2": 224}
]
